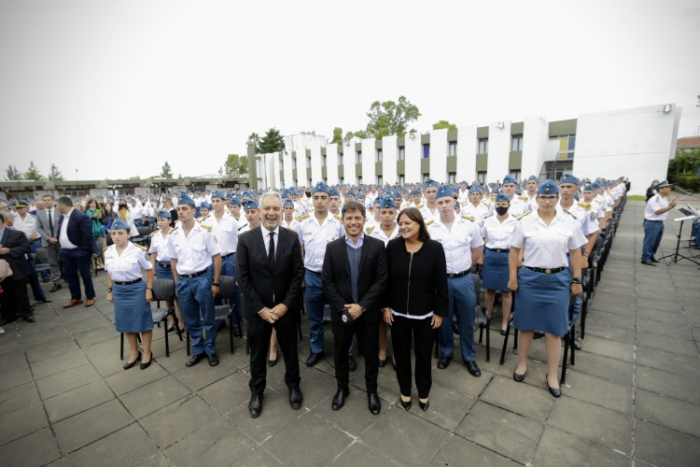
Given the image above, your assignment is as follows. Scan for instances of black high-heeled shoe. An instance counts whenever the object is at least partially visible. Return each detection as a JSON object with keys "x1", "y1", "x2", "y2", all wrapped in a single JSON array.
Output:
[
  {"x1": 419, "y1": 399, "x2": 430, "y2": 411},
  {"x1": 399, "y1": 396, "x2": 411, "y2": 411},
  {"x1": 546, "y1": 374, "x2": 561, "y2": 398},
  {"x1": 123, "y1": 351, "x2": 141, "y2": 370},
  {"x1": 140, "y1": 351, "x2": 153, "y2": 370}
]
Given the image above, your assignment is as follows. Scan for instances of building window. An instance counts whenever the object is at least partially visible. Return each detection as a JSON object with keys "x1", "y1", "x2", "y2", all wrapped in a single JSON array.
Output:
[
  {"x1": 340, "y1": 177, "x2": 344, "y2": 184},
  {"x1": 322, "y1": 155, "x2": 327, "y2": 167},
  {"x1": 423, "y1": 174, "x2": 430, "y2": 182},
  {"x1": 477, "y1": 171, "x2": 487, "y2": 183},
  {"x1": 339, "y1": 154, "x2": 344, "y2": 165},
  {"x1": 292, "y1": 158, "x2": 297, "y2": 170},
  {"x1": 377, "y1": 175, "x2": 383, "y2": 185},
  {"x1": 308, "y1": 178, "x2": 312, "y2": 187},
  {"x1": 511, "y1": 135, "x2": 523, "y2": 151},
  {"x1": 509, "y1": 171, "x2": 520, "y2": 182},
  {"x1": 423, "y1": 144, "x2": 430, "y2": 158},
  {"x1": 398, "y1": 147, "x2": 405, "y2": 161},
  {"x1": 306, "y1": 156, "x2": 311, "y2": 168},
  {"x1": 448, "y1": 173, "x2": 456, "y2": 184},
  {"x1": 399, "y1": 175, "x2": 405, "y2": 185},
  {"x1": 448, "y1": 142, "x2": 457, "y2": 156},
  {"x1": 357, "y1": 176, "x2": 363, "y2": 185},
  {"x1": 357, "y1": 151, "x2": 362, "y2": 164},
  {"x1": 376, "y1": 149, "x2": 383, "y2": 162},
  {"x1": 478, "y1": 139, "x2": 488, "y2": 154}
]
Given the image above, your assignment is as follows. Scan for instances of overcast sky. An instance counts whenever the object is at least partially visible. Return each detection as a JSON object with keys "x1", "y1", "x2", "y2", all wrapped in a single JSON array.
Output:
[{"x1": 1, "y1": 0, "x2": 699, "y2": 180}]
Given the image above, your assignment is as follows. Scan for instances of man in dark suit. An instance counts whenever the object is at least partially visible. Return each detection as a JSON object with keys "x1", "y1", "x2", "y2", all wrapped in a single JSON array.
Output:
[
  {"x1": 56, "y1": 196, "x2": 97, "y2": 308},
  {"x1": 237, "y1": 192, "x2": 304, "y2": 418},
  {"x1": 322, "y1": 200, "x2": 388, "y2": 415},
  {"x1": 35, "y1": 194, "x2": 63, "y2": 292},
  {"x1": 0, "y1": 210, "x2": 34, "y2": 324}
]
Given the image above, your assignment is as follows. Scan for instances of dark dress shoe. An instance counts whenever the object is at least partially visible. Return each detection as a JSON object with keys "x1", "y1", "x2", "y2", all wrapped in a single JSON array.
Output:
[
  {"x1": 85, "y1": 299, "x2": 95, "y2": 307},
  {"x1": 368, "y1": 392, "x2": 381, "y2": 415},
  {"x1": 208, "y1": 353, "x2": 219, "y2": 366},
  {"x1": 249, "y1": 394, "x2": 263, "y2": 418},
  {"x1": 573, "y1": 340, "x2": 582, "y2": 351},
  {"x1": 640, "y1": 261, "x2": 656, "y2": 266},
  {"x1": 651, "y1": 257, "x2": 660, "y2": 263},
  {"x1": 500, "y1": 329, "x2": 507, "y2": 336},
  {"x1": 39, "y1": 298, "x2": 51, "y2": 303},
  {"x1": 306, "y1": 352, "x2": 325, "y2": 367},
  {"x1": 186, "y1": 353, "x2": 206, "y2": 367},
  {"x1": 123, "y1": 352, "x2": 142, "y2": 370},
  {"x1": 21, "y1": 315, "x2": 36, "y2": 323},
  {"x1": 50, "y1": 283, "x2": 62, "y2": 293},
  {"x1": 348, "y1": 356, "x2": 357, "y2": 372},
  {"x1": 437, "y1": 357, "x2": 451, "y2": 369},
  {"x1": 140, "y1": 352, "x2": 153, "y2": 370},
  {"x1": 513, "y1": 370, "x2": 526, "y2": 383},
  {"x1": 289, "y1": 387, "x2": 303, "y2": 410},
  {"x1": 331, "y1": 387, "x2": 350, "y2": 411},
  {"x1": 378, "y1": 359, "x2": 386, "y2": 368},
  {"x1": 419, "y1": 399, "x2": 430, "y2": 412},
  {"x1": 533, "y1": 331, "x2": 545, "y2": 339},
  {"x1": 268, "y1": 356, "x2": 278, "y2": 367},
  {"x1": 63, "y1": 299, "x2": 83, "y2": 309},
  {"x1": 465, "y1": 361, "x2": 481, "y2": 377},
  {"x1": 546, "y1": 374, "x2": 561, "y2": 398},
  {"x1": 399, "y1": 397, "x2": 411, "y2": 411}
]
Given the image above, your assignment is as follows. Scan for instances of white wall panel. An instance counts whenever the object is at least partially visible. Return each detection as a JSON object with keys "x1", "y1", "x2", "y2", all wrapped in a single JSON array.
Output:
[
  {"x1": 361, "y1": 138, "x2": 376, "y2": 185},
  {"x1": 521, "y1": 117, "x2": 548, "y2": 180},
  {"x1": 326, "y1": 144, "x2": 339, "y2": 186},
  {"x1": 456, "y1": 125, "x2": 477, "y2": 182},
  {"x1": 344, "y1": 143, "x2": 356, "y2": 184},
  {"x1": 405, "y1": 135, "x2": 421, "y2": 184},
  {"x1": 430, "y1": 129, "x2": 448, "y2": 182},
  {"x1": 382, "y1": 135, "x2": 398, "y2": 186},
  {"x1": 486, "y1": 121, "x2": 511, "y2": 182},
  {"x1": 310, "y1": 146, "x2": 323, "y2": 185}
]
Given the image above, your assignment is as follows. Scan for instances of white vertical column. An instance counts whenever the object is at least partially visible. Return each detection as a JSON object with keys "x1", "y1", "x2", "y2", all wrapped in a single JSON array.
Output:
[
  {"x1": 429, "y1": 129, "x2": 448, "y2": 182},
  {"x1": 310, "y1": 146, "x2": 323, "y2": 184},
  {"x1": 326, "y1": 144, "x2": 339, "y2": 185},
  {"x1": 405, "y1": 135, "x2": 421, "y2": 183},
  {"x1": 456, "y1": 125, "x2": 477, "y2": 182},
  {"x1": 282, "y1": 151, "x2": 293, "y2": 188},
  {"x1": 383, "y1": 135, "x2": 398, "y2": 186},
  {"x1": 344, "y1": 143, "x2": 356, "y2": 184},
  {"x1": 361, "y1": 138, "x2": 376, "y2": 185},
  {"x1": 295, "y1": 146, "x2": 308, "y2": 188},
  {"x1": 521, "y1": 117, "x2": 548, "y2": 179},
  {"x1": 487, "y1": 121, "x2": 511, "y2": 181}
]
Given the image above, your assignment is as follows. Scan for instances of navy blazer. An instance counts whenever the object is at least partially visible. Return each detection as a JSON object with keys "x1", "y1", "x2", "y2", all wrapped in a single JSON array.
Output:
[
  {"x1": 57, "y1": 209, "x2": 96, "y2": 254},
  {"x1": 0, "y1": 228, "x2": 32, "y2": 280}
]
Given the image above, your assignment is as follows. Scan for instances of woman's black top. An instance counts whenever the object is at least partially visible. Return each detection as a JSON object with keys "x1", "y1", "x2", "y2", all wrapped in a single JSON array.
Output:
[
  {"x1": 385, "y1": 238, "x2": 448, "y2": 317},
  {"x1": 645, "y1": 187, "x2": 655, "y2": 202}
]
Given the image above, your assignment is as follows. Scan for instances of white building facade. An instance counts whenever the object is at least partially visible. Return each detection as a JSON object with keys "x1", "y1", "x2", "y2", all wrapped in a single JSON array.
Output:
[{"x1": 249, "y1": 104, "x2": 681, "y2": 196}]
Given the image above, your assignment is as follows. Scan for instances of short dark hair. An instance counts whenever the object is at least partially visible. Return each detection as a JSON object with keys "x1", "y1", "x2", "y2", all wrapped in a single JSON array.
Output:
[
  {"x1": 56, "y1": 196, "x2": 73, "y2": 207},
  {"x1": 341, "y1": 200, "x2": 366, "y2": 219},
  {"x1": 397, "y1": 207, "x2": 430, "y2": 242},
  {"x1": 42, "y1": 194, "x2": 54, "y2": 200},
  {"x1": 0, "y1": 212, "x2": 5, "y2": 223}
]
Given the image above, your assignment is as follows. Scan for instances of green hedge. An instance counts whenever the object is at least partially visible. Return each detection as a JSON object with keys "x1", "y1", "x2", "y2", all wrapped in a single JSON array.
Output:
[{"x1": 672, "y1": 173, "x2": 700, "y2": 192}]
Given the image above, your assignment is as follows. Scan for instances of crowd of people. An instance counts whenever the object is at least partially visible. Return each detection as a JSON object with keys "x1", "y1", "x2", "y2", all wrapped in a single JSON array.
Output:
[{"x1": 0, "y1": 174, "x2": 634, "y2": 415}]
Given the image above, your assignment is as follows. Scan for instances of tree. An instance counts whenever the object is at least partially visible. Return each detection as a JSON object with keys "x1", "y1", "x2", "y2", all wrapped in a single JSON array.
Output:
[
  {"x1": 5, "y1": 165, "x2": 21, "y2": 181},
  {"x1": 331, "y1": 127, "x2": 343, "y2": 145},
  {"x1": 258, "y1": 128, "x2": 285, "y2": 154},
  {"x1": 160, "y1": 160, "x2": 173, "y2": 178},
  {"x1": 24, "y1": 161, "x2": 44, "y2": 180},
  {"x1": 247, "y1": 132, "x2": 261, "y2": 154},
  {"x1": 224, "y1": 154, "x2": 248, "y2": 176},
  {"x1": 365, "y1": 96, "x2": 421, "y2": 138},
  {"x1": 433, "y1": 120, "x2": 457, "y2": 130},
  {"x1": 48, "y1": 163, "x2": 64, "y2": 181}
]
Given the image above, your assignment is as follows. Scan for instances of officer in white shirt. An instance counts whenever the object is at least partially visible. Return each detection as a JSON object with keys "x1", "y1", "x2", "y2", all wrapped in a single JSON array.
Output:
[
  {"x1": 281, "y1": 198, "x2": 301, "y2": 232},
  {"x1": 524, "y1": 176, "x2": 539, "y2": 211},
  {"x1": 167, "y1": 194, "x2": 222, "y2": 367},
  {"x1": 641, "y1": 180, "x2": 678, "y2": 265},
  {"x1": 501, "y1": 175, "x2": 529, "y2": 217},
  {"x1": 461, "y1": 186, "x2": 489, "y2": 227},
  {"x1": 366, "y1": 197, "x2": 400, "y2": 246},
  {"x1": 239, "y1": 199, "x2": 261, "y2": 234},
  {"x1": 417, "y1": 179, "x2": 440, "y2": 223},
  {"x1": 298, "y1": 182, "x2": 345, "y2": 367},
  {"x1": 428, "y1": 186, "x2": 484, "y2": 377}
]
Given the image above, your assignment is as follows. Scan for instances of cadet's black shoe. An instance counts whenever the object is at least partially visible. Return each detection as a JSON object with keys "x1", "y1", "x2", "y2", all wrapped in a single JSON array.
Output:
[
  {"x1": 465, "y1": 361, "x2": 481, "y2": 377},
  {"x1": 249, "y1": 394, "x2": 263, "y2": 418},
  {"x1": 21, "y1": 315, "x2": 36, "y2": 323},
  {"x1": 50, "y1": 283, "x2": 62, "y2": 293},
  {"x1": 289, "y1": 387, "x2": 303, "y2": 410},
  {"x1": 306, "y1": 352, "x2": 325, "y2": 367},
  {"x1": 641, "y1": 261, "x2": 656, "y2": 266},
  {"x1": 651, "y1": 257, "x2": 660, "y2": 263},
  {"x1": 573, "y1": 340, "x2": 582, "y2": 351},
  {"x1": 186, "y1": 353, "x2": 206, "y2": 367},
  {"x1": 348, "y1": 356, "x2": 357, "y2": 372},
  {"x1": 368, "y1": 392, "x2": 381, "y2": 415},
  {"x1": 437, "y1": 357, "x2": 451, "y2": 369},
  {"x1": 332, "y1": 387, "x2": 350, "y2": 411},
  {"x1": 208, "y1": 353, "x2": 219, "y2": 366}
]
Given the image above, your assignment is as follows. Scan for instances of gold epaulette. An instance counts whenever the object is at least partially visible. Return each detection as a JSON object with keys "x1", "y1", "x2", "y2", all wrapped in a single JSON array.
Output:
[
  {"x1": 563, "y1": 209, "x2": 577, "y2": 220},
  {"x1": 333, "y1": 214, "x2": 341, "y2": 222},
  {"x1": 149, "y1": 230, "x2": 158, "y2": 237},
  {"x1": 297, "y1": 214, "x2": 310, "y2": 222},
  {"x1": 365, "y1": 226, "x2": 375, "y2": 234},
  {"x1": 416, "y1": 203, "x2": 424, "y2": 209},
  {"x1": 133, "y1": 243, "x2": 147, "y2": 251},
  {"x1": 461, "y1": 215, "x2": 475, "y2": 221},
  {"x1": 201, "y1": 224, "x2": 212, "y2": 231},
  {"x1": 516, "y1": 210, "x2": 532, "y2": 220},
  {"x1": 200, "y1": 215, "x2": 209, "y2": 221},
  {"x1": 425, "y1": 219, "x2": 434, "y2": 226},
  {"x1": 577, "y1": 202, "x2": 591, "y2": 211},
  {"x1": 518, "y1": 196, "x2": 529, "y2": 202}
]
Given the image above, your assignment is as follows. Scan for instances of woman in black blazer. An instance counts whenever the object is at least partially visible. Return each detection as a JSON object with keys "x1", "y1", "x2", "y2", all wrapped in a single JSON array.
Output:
[{"x1": 383, "y1": 208, "x2": 448, "y2": 411}]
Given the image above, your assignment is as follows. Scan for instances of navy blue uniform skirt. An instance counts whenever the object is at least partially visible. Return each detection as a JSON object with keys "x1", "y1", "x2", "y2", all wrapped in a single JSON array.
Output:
[
  {"x1": 156, "y1": 262, "x2": 174, "y2": 281},
  {"x1": 513, "y1": 266, "x2": 571, "y2": 337},
  {"x1": 481, "y1": 248, "x2": 509, "y2": 291},
  {"x1": 114, "y1": 281, "x2": 153, "y2": 333}
]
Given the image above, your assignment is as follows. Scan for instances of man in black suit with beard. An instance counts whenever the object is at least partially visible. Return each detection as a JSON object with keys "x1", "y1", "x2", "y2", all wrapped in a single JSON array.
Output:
[
  {"x1": 322, "y1": 201, "x2": 388, "y2": 415},
  {"x1": 236, "y1": 192, "x2": 304, "y2": 418},
  {"x1": 0, "y1": 210, "x2": 34, "y2": 325}
]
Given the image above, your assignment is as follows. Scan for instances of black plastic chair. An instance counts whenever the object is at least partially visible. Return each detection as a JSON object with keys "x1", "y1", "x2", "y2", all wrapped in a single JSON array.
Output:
[{"x1": 186, "y1": 275, "x2": 237, "y2": 355}]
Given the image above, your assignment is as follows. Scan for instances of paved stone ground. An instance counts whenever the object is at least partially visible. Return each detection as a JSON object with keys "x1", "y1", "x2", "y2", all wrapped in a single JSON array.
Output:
[{"x1": 0, "y1": 199, "x2": 699, "y2": 467}]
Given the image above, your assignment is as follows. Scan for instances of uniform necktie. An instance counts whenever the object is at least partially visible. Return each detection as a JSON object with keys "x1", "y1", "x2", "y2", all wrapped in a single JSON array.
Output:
[
  {"x1": 48, "y1": 210, "x2": 54, "y2": 237},
  {"x1": 268, "y1": 232, "x2": 275, "y2": 268}
]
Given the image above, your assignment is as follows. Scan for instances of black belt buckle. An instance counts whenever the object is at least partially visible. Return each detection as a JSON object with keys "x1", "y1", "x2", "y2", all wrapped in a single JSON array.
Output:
[
  {"x1": 184, "y1": 270, "x2": 206, "y2": 279},
  {"x1": 447, "y1": 270, "x2": 468, "y2": 279},
  {"x1": 115, "y1": 278, "x2": 142, "y2": 286}
]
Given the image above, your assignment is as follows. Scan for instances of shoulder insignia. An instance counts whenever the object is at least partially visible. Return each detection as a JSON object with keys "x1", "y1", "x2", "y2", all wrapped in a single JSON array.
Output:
[
  {"x1": 149, "y1": 230, "x2": 158, "y2": 237},
  {"x1": 333, "y1": 214, "x2": 341, "y2": 221},
  {"x1": 516, "y1": 210, "x2": 532, "y2": 220},
  {"x1": 416, "y1": 203, "x2": 424, "y2": 209},
  {"x1": 425, "y1": 220, "x2": 434, "y2": 226},
  {"x1": 461, "y1": 215, "x2": 475, "y2": 221},
  {"x1": 201, "y1": 224, "x2": 212, "y2": 231},
  {"x1": 365, "y1": 226, "x2": 375, "y2": 234},
  {"x1": 518, "y1": 196, "x2": 529, "y2": 202},
  {"x1": 170, "y1": 226, "x2": 178, "y2": 232},
  {"x1": 133, "y1": 243, "x2": 147, "y2": 251},
  {"x1": 577, "y1": 202, "x2": 591, "y2": 211},
  {"x1": 563, "y1": 209, "x2": 577, "y2": 220},
  {"x1": 481, "y1": 200, "x2": 490, "y2": 206},
  {"x1": 297, "y1": 214, "x2": 310, "y2": 222},
  {"x1": 200, "y1": 215, "x2": 209, "y2": 221}
]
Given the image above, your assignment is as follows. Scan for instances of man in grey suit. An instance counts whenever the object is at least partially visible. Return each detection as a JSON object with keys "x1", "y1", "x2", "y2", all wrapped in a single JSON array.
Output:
[{"x1": 35, "y1": 194, "x2": 62, "y2": 293}]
